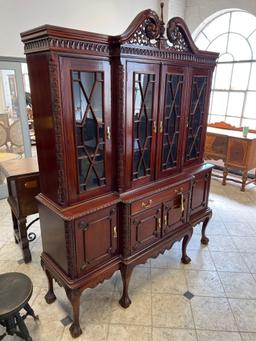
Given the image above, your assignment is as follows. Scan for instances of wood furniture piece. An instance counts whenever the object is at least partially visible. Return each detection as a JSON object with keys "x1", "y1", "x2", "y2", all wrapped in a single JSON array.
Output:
[
  {"x1": 0, "y1": 157, "x2": 40, "y2": 262},
  {"x1": 21, "y1": 5, "x2": 218, "y2": 338},
  {"x1": 205, "y1": 123, "x2": 256, "y2": 191},
  {"x1": 0, "y1": 272, "x2": 38, "y2": 341}
]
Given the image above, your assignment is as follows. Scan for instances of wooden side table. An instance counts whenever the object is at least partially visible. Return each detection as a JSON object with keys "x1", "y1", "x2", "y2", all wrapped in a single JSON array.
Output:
[{"x1": 0, "y1": 158, "x2": 40, "y2": 263}]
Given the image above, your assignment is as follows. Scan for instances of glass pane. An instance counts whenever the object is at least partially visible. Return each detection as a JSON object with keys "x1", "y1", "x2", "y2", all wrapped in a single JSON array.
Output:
[
  {"x1": 230, "y1": 11, "x2": 256, "y2": 38},
  {"x1": 72, "y1": 70, "x2": 106, "y2": 192},
  {"x1": 186, "y1": 76, "x2": 207, "y2": 161},
  {"x1": 162, "y1": 74, "x2": 183, "y2": 170},
  {"x1": 204, "y1": 13, "x2": 230, "y2": 41},
  {"x1": 0, "y1": 69, "x2": 25, "y2": 156},
  {"x1": 207, "y1": 34, "x2": 228, "y2": 54},
  {"x1": 215, "y1": 63, "x2": 233, "y2": 90},
  {"x1": 231, "y1": 63, "x2": 251, "y2": 90},
  {"x1": 241, "y1": 118, "x2": 256, "y2": 129},
  {"x1": 248, "y1": 63, "x2": 256, "y2": 90},
  {"x1": 227, "y1": 33, "x2": 252, "y2": 61},
  {"x1": 132, "y1": 72, "x2": 155, "y2": 179},
  {"x1": 244, "y1": 92, "x2": 256, "y2": 118},
  {"x1": 210, "y1": 91, "x2": 229, "y2": 116},
  {"x1": 208, "y1": 114, "x2": 225, "y2": 123},
  {"x1": 195, "y1": 33, "x2": 209, "y2": 50},
  {"x1": 227, "y1": 92, "x2": 244, "y2": 117},
  {"x1": 225, "y1": 116, "x2": 241, "y2": 126},
  {"x1": 248, "y1": 31, "x2": 256, "y2": 59}
]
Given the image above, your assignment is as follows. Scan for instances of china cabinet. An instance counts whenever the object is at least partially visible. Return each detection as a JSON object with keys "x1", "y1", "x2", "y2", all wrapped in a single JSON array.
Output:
[{"x1": 21, "y1": 5, "x2": 218, "y2": 338}]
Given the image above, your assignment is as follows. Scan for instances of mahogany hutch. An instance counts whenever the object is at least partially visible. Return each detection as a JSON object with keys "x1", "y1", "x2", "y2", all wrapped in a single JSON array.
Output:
[{"x1": 21, "y1": 5, "x2": 218, "y2": 338}]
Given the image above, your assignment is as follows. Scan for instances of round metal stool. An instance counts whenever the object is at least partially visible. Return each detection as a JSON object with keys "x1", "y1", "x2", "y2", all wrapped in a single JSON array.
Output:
[{"x1": 0, "y1": 272, "x2": 39, "y2": 340}]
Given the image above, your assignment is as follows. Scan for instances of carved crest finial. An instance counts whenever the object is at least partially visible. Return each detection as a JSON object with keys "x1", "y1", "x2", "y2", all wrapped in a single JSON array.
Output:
[{"x1": 160, "y1": 2, "x2": 164, "y2": 21}]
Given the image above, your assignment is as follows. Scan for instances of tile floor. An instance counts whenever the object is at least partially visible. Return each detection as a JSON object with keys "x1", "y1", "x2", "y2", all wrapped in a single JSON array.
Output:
[{"x1": 0, "y1": 178, "x2": 256, "y2": 340}]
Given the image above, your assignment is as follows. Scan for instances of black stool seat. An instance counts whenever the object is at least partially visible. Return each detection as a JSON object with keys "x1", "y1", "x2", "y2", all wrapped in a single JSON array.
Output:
[
  {"x1": 0, "y1": 272, "x2": 32, "y2": 319},
  {"x1": 0, "y1": 272, "x2": 38, "y2": 341}
]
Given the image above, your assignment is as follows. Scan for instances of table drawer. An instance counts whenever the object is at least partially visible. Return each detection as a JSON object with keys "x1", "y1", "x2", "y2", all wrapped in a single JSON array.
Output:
[{"x1": 131, "y1": 180, "x2": 191, "y2": 215}]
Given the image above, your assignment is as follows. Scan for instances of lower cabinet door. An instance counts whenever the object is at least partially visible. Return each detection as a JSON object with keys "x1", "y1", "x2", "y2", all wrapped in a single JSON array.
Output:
[
  {"x1": 75, "y1": 206, "x2": 118, "y2": 275},
  {"x1": 163, "y1": 191, "x2": 189, "y2": 234},
  {"x1": 190, "y1": 170, "x2": 211, "y2": 216},
  {"x1": 131, "y1": 205, "x2": 162, "y2": 253}
]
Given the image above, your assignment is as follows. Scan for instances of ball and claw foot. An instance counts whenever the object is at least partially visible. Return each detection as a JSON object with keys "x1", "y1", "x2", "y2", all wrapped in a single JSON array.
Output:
[
  {"x1": 69, "y1": 323, "x2": 82, "y2": 338},
  {"x1": 119, "y1": 295, "x2": 131, "y2": 308},
  {"x1": 181, "y1": 255, "x2": 191, "y2": 264},
  {"x1": 44, "y1": 291, "x2": 56, "y2": 304},
  {"x1": 201, "y1": 236, "x2": 209, "y2": 245}
]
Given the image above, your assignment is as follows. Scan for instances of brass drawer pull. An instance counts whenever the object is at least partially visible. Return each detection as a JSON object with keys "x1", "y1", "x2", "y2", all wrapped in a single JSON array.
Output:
[
  {"x1": 113, "y1": 226, "x2": 117, "y2": 238},
  {"x1": 142, "y1": 199, "x2": 152, "y2": 209},
  {"x1": 153, "y1": 121, "x2": 157, "y2": 134},
  {"x1": 159, "y1": 121, "x2": 163, "y2": 133},
  {"x1": 106, "y1": 126, "x2": 111, "y2": 140},
  {"x1": 164, "y1": 215, "x2": 167, "y2": 226},
  {"x1": 158, "y1": 217, "x2": 161, "y2": 229},
  {"x1": 24, "y1": 180, "x2": 38, "y2": 189}
]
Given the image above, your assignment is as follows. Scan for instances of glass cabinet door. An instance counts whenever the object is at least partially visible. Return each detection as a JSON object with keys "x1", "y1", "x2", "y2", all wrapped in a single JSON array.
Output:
[
  {"x1": 125, "y1": 62, "x2": 159, "y2": 189},
  {"x1": 184, "y1": 69, "x2": 210, "y2": 165},
  {"x1": 156, "y1": 66, "x2": 187, "y2": 178},
  {"x1": 61, "y1": 58, "x2": 112, "y2": 202}
]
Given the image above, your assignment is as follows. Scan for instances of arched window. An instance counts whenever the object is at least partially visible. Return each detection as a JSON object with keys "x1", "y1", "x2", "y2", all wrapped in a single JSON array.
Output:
[{"x1": 194, "y1": 9, "x2": 256, "y2": 128}]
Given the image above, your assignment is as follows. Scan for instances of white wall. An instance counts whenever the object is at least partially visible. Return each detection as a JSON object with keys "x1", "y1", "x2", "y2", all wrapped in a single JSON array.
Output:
[
  {"x1": 185, "y1": 0, "x2": 256, "y2": 33},
  {"x1": 0, "y1": 0, "x2": 160, "y2": 58}
]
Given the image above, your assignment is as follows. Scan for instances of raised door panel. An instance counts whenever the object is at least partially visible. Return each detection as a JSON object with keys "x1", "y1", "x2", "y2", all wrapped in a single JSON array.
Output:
[
  {"x1": 75, "y1": 206, "x2": 118, "y2": 275},
  {"x1": 60, "y1": 57, "x2": 112, "y2": 204},
  {"x1": 184, "y1": 68, "x2": 212, "y2": 166},
  {"x1": 190, "y1": 170, "x2": 211, "y2": 216},
  {"x1": 226, "y1": 138, "x2": 248, "y2": 168},
  {"x1": 156, "y1": 65, "x2": 188, "y2": 178},
  {"x1": 131, "y1": 205, "x2": 162, "y2": 253},
  {"x1": 163, "y1": 191, "x2": 189, "y2": 235},
  {"x1": 125, "y1": 62, "x2": 160, "y2": 189}
]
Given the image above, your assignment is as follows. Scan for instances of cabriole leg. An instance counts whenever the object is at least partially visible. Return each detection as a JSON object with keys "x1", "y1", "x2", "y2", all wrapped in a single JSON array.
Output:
[
  {"x1": 119, "y1": 264, "x2": 134, "y2": 308},
  {"x1": 44, "y1": 269, "x2": 56, "y2": 304},
  {"x1": 222, "y1": 166, "x2": 228, "y2": 185},
  {"x1": 241, "y1": 171, "x2": 247, "y2": 192},
  {"x1": 65, "y1": 288, "x2": 82, "y2": 339},
  {"x1": 181, "y1": 228, "x2": 193, "y2": 264},
  {"x1": 201, "y1": 217, "x2": 210, "y2": 245}
]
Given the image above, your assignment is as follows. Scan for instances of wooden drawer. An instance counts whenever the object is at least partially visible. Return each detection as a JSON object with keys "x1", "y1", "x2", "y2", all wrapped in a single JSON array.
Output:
[
  {"x1": 131, "y1": 180, "x2": 191, "y2": 215},
  {"x1": 75, "y1": 205, "x2": 118, "y2": 276}
]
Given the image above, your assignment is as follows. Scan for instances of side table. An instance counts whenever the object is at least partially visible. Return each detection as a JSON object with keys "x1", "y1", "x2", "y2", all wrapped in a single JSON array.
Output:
[{"x1": 0, "y1": 158, "x2": 40, "y2": 263}]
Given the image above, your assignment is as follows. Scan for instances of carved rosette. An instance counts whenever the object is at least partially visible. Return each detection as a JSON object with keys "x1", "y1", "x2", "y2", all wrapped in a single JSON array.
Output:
[
  {"x1": 125, "y1": 11, "x2": 161, "y2": 47},
  {"x1": 49, "y1": 58, "x2": 65, "y2": 205},
  {"x1": 166, "y1": 24, "x2": 189, "y2": 52}
]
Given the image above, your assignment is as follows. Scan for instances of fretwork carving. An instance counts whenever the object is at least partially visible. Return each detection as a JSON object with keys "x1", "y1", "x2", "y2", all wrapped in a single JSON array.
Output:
[{"x1": 166, "y1": 20, "x2": 190, "y2": 52}]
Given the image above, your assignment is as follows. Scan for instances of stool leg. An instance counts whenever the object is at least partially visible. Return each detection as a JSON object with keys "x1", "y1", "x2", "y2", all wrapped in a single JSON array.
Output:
[
  {"x1": 24, "y1": 303, "x2": 39, "y2": 320},
  {"x1": 15, "y1": 313, "x2": 32, "y2": 341}
]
